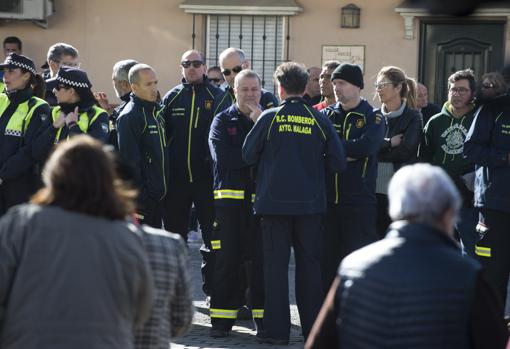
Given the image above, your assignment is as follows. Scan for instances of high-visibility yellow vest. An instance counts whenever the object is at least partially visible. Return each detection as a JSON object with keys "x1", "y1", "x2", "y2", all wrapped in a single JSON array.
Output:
[
  {"x1": 51, "y1": 105, "x2": 105, "y2": 142},
  {"x1": 0, "y1": 93, "x2": 47, "y2": 137}
]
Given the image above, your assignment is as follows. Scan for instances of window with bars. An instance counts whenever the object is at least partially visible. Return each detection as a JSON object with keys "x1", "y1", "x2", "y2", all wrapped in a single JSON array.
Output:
[{"x1": 206, "y1": 15, "x2": 284, "y2": 94}]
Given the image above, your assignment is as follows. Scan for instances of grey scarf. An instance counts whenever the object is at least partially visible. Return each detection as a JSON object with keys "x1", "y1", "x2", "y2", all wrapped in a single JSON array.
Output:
[{"x1": 381, "y1": 100, "x2": 406, "y2": 119}]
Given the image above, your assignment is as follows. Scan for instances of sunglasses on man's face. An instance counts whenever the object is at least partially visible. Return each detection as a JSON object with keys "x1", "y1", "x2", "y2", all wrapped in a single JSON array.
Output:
[
  {"x1": 209, "y1": 78, "x2": 222, "y2": 83},
  {"x1": 181, "y1": 60, "x2": 203, "y2": 69},
  {"x1": 222, "y1": 65, "x2": 243, "y2": 76}
]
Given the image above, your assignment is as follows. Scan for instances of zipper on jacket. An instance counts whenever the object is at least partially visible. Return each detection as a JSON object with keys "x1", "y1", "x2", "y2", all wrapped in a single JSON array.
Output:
[
  {"x1": 362, "y1": 157, "x2": 368, "y2": 178},
  {"x1": 187, "y1": 87, "x2": 195, "y2": 183},
  {"x1": 194, "y1": 107, "x2": 200, "y2": 128},
  {"x1": 345, "y1": 123, "x2": 352, "y2": 141},
  {"x1": 334, "y1": 173, "x2": 339, "y2": 204},
  {"x1": 152, "y1": 107, "x2": 168, "y2": 199}
]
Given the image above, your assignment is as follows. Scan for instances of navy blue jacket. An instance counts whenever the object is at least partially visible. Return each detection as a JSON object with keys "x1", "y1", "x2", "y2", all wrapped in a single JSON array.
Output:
[
  {"x1": 214, "y1": 86, "x2": 279, "y2": 115},
  {"x1": 108, "y1": 92, "x2": 131, "y2": 149},
  {"x1": 464, "y1": 94, "x2": 510, "y2": 212},
  {"x1": 321, "y1": 99, "x2": 385, "y2": 205},
  {"x1": 117, "y1": 94, "x2": 169, "y2": 203},
  {"x1": 242, "y1": 97, "x2": 347, "y2": 215},
  {"x1": 162, "y1": 77, "x2": 224, "y2": 184},
  {"x1": 209, "y1": 104, "x2": 255, "y2": 207}
]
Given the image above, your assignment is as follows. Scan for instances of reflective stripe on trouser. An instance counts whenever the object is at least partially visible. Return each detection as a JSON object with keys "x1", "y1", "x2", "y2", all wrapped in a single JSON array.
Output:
[
  {"x1": 214, "y1": 189, "x2": 244, "y2": 200},
  {"x1": 475, "y1": 208, "x2": 510, "y2": 310},
  {"x1": 475, "y1": 245, "x2": 491, "y2": 257},
  {"x1": 209, "y1": 205, "x2": 265, "y2": 331},
  {"x1": 252, "y1": 308, "x2": 264, "y2": 319},
  {"x1": 210, "y1": 308, "x2": 238, "y2": 319},
  {"x1": 211, "y1": 240, "x2": 221, "y2": 250}
]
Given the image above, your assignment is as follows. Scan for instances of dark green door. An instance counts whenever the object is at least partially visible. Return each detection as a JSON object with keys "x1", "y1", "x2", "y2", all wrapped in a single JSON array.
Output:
[{"x1": 419, "y1": 20, "x2": 505, "y2": 104}]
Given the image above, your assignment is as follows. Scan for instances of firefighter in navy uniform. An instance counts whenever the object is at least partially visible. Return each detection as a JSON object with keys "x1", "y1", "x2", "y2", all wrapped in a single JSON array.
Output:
[
  {"x1": 161, "y1": 50, "x2": 224, "y2": 296},
  {"x1": 117, "y1": 64, "x2": 168, "y2": 228},
  {"x1": 214, "y1": 47, "x2": 278, "y2": 115},
  {"x1": 0, "y1": 53, "x2": 50, "y2": 215},
  {"x1": 33, "y1": 66, "x2": 109, "y2": 163},
  {"x1": 242, "y1": 62, "x2": 347, "y2": 344},
  {"x1": 208, "y1": 70, "x2": 265, "y2": 338},
  {"x1": 319, "y1": 64, "x2": 385, "y2": 291}
]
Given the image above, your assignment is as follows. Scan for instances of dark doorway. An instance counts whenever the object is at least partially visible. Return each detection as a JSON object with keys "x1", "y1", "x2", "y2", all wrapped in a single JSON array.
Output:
[{"x1": 419, "y1": 20, "x2": 505, "y2": 104}]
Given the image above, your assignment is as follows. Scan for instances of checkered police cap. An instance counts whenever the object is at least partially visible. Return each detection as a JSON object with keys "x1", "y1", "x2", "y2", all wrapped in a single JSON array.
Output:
[
  {"x1": 0, "y1": 53, "x2": 37, "y2": 76},
  {"x1": 52, "y1": 66, "x2": 92, "y2": 89}
]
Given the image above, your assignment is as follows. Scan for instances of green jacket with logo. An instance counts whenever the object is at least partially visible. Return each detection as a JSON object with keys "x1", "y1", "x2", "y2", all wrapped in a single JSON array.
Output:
[{"x1": 419, "y1": 102, "x2": 476, "y2": 194}]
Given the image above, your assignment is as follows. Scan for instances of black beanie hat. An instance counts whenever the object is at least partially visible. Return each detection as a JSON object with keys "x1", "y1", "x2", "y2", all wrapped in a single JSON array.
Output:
[{"x1": 331, "y1": 63, "x2": 364, "y2": 89}]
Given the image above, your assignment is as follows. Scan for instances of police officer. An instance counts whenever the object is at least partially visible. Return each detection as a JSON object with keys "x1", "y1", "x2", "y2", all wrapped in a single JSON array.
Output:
[
  {"x1": 216, "y1": 47, "x2": 278, "y2": 114},
  {"x1": 161, "y1": 50, "x2": 224, "y2": 296},
  {"x1": 242, "y1": 62, "x2": 346, "y2": 344},
  {"x1": 320, "y1": 63, "x2": 384, "y2": 291},
  {"x1": 117, "y1": 63, "x2": 168, "y2": 228},
  {"x1": 33, "y1": 66, "x2": 109, "y2": 162},
  {"x1": 208, "y1": 69, "x2": 264, "y2": 338},
  {"x1": 0, "y1": 53, "x2": 50, "y2": 215}
]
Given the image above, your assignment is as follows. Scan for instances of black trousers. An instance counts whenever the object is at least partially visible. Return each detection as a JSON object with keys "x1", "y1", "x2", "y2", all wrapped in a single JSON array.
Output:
[
  {"x1": 376, "y1": 193, "x2": 392, "y2": 238},
  {"x1": 321, "y1": 204, "x2": 377, "y2": 292},
  {"x1": 162, "y1": 177, "x2": 215, "y2": 295},
  {"x1": 475, "y1": 207, "x2": 510, "y2": 309},
  {"x1": 137, "y1": 196, "x2": 163, "y2": 228},
  {"x1": 260, "y1": 214, "x2": 324, "y2": 341},
  {"x1": 209, "y1": 205, "x2": 264, "y2": 331},
  {"x1": 0, "y1": 173, "x2": 36, "y2": 216}
]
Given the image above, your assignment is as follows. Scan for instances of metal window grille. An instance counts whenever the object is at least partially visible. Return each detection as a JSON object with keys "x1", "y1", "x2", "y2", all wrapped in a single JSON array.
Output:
[{"x1": 206, "y1": 14, "x2": 284, "y2": 94}]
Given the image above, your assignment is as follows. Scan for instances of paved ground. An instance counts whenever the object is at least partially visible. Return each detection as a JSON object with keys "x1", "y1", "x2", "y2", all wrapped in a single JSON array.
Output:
[{"x1": 172, "y1": 240, "x2": 304, "y2": 349}]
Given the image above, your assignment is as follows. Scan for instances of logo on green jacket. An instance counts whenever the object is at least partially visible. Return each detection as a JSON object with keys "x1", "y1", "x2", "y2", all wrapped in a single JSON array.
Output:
[{"x1": 440, "y1": 124, "x2": 468, "y2": 155}]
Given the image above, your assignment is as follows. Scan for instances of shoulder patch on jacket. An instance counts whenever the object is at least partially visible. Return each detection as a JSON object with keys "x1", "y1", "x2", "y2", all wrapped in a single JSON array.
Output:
[{"x1": 375, "y1": 114, "x2": 382, "y2": 124}]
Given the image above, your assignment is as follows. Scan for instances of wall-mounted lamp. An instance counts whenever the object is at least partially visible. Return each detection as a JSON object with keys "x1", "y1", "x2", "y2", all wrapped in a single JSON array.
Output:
[{"x1": 341, "y1": 4, "x2": 360, "y2": 28}]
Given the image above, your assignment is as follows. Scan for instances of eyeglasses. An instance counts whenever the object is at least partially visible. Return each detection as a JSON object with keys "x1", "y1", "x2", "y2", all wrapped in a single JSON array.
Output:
[
  {"x1": 181, "y1": 60, "x2": 203, "y2": 69},
  {"x1": 55, "y1": 84, "x2": 71, "y2": 91},
  {"x1": 222, "y1": 65, "x2": 243, "y2": 76},
  {"x1": 374, "y1": 81, "x2": 393, "y2": 90},
  {"x1": 209, "y1": 78, "x2": 222, "y2": 83},
  {"x1": 62, "y1": 61, "x2": 80, "y2": 68},
  {"x1": 482, "y1": 83, "x2": 495, "y2": 89},
  {"x1": 449, "y1": 87, "x2": 470, "y2": 95},
  {"x1": 55, "y1": 59, "x2": 80, "y2": 68}
]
